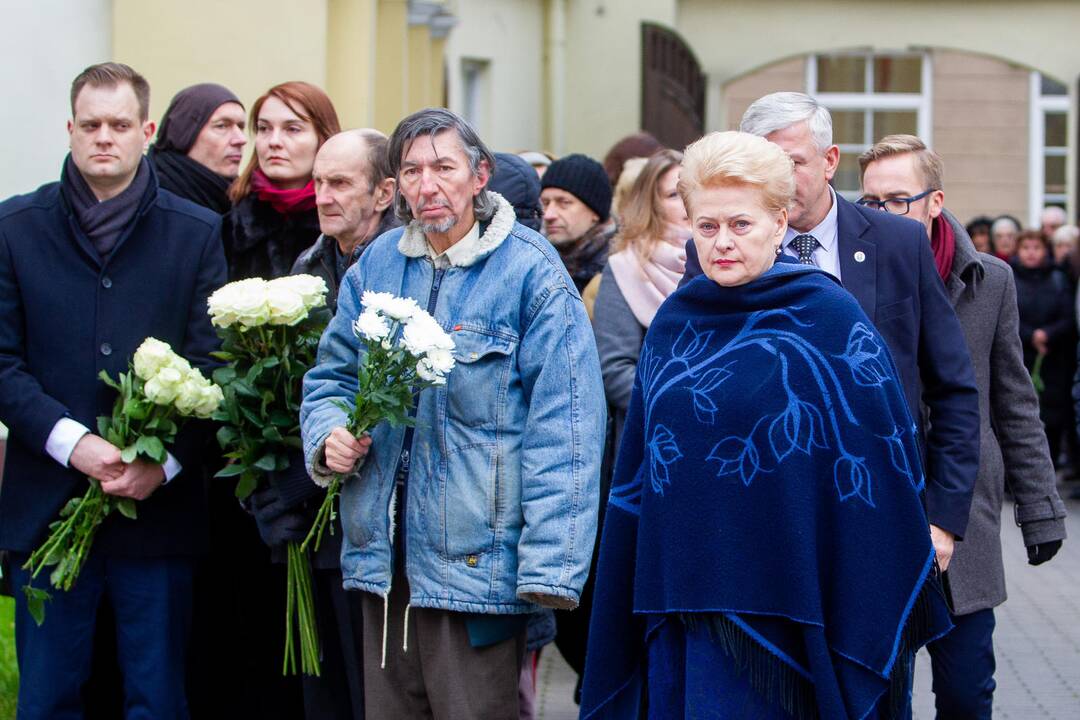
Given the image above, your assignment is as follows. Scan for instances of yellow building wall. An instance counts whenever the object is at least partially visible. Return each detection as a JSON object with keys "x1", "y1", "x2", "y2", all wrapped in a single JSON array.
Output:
[{"x1": 327, "y1": 0, "x2": 379, "y2": 129}]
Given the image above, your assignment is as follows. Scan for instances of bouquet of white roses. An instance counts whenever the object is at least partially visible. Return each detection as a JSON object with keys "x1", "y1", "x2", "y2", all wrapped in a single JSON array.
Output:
[
  {"x1": 207, "y1": 274, "x2": 330, "y2": 676},
  {"x1": 302, "y1": 290, "x2": 456, "y2": 552},
  {"x1": 23, "y1": 338, "x2": 221, "y2": 624}
]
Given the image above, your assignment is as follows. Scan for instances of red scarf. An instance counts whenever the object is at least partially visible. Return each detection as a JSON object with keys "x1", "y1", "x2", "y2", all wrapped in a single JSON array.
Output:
[
  {"x1": 930, "y1": 214, "x2": 956, "y2": 283},
  {"x1": 250, "y1": 167, "x2": 316, "y2": 215}
]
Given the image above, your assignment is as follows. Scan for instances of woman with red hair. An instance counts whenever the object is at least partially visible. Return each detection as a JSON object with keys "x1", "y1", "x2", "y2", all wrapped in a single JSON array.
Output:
[{"x1": 223, "y1": 81, "x2": 341, "y2": 280}]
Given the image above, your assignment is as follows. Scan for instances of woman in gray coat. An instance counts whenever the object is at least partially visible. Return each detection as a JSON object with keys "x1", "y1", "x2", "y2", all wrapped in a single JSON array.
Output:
[{"x1": 861, "y1": 135, "x2": 1066, "y2": 718}]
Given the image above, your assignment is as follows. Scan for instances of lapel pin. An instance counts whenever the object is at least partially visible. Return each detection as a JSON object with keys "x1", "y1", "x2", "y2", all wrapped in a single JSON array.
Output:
[{"x1": 854, "y1": 251, "x2": 866, "y2": 263}]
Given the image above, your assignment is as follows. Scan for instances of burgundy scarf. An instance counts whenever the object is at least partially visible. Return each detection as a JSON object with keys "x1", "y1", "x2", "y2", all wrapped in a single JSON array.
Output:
[
  {"x1": 251, "y1": 167, "x2": 316, "y2": 215},
  {"x1": 930, "y1": 214, "x2": 956, "y2": 282}
]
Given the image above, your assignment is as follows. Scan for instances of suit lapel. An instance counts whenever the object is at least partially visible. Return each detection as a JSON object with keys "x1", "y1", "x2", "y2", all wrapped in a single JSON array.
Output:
[{"x1": 836, "y1": 196, "x2": 877, "y2": 322}]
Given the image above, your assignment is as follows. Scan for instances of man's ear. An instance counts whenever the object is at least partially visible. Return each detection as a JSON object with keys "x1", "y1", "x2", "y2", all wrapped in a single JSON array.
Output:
[
  {"x1": 374, "y1": 177, "x2": 395, "y2": 212},
  {"x1": 823, "y1": 144, "x2": 840, "y2": 182},
  {"x1": 142, "y1": 120, "x2": 156, "y2": 149},
  {"x1": 928, "y1": 189, "x2": 945, "y2": 222},
  {"x1": 473, "y1": 159, "x2": 491, "y2": 196}
]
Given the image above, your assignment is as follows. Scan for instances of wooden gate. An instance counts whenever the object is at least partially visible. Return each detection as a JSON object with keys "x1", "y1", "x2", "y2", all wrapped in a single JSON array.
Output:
[{"x1": 641, "y1": 23, "x2": 705, "y2": 151}]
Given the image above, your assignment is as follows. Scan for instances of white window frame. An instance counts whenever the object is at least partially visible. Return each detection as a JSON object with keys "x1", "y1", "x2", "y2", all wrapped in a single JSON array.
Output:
[
  {"x1": 1029, "y1": 71, "x2": 1069, "y2": 226},
  {"x1": 807, "y1": 51, "x2": 932, "y2": 199}
]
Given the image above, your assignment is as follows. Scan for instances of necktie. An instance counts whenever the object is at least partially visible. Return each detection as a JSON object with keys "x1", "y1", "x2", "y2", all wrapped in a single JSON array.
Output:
[{"x1": 792, "y1": 234, "x2": 819, "y2": 265}]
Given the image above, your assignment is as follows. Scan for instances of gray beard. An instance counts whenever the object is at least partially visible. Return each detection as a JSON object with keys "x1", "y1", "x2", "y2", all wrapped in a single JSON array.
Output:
[{"x1": 419, "y1": 214, "x2": 457, "y2": 234}]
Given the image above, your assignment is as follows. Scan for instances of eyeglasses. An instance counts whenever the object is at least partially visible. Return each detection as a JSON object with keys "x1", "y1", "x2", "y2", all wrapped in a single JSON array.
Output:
[{"x1": 856, "y1": 189, "x2": 936, "y2": 216}]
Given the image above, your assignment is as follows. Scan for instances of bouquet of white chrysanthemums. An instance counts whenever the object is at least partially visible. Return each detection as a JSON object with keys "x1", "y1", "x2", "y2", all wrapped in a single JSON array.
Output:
[
  {"x1": 23, "y1": 338, "x2": 221, "y2": 623},
  {"x1": 206, "y1": 274, "x2": 330, "y2": 676},
  {"x1": 303, "y1": 289, "x2": 456, "y2": 550}
]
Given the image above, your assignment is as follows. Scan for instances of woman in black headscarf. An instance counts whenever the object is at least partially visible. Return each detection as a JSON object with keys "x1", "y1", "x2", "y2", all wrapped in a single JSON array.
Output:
[{"x1": 149, "y1": 83, "x2": 246, "y2": 214}]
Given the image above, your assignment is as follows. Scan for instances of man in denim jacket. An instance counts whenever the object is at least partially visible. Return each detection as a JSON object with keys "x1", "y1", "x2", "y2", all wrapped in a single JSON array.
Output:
[{"x1": 301, "y1": 108, "x2": 604, "y2": 719}]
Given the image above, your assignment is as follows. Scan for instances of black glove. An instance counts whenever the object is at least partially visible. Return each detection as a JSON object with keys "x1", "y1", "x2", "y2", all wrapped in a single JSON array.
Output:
[
  {"x1": 1027, "y1": 539, "x2": 1062, "y2": 566},
  {"x1": 248, "y1": 483, "x2": 309, "y2": 548}
]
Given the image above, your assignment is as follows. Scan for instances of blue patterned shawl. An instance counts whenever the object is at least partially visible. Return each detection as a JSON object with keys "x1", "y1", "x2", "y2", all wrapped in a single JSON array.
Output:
[{"x1": 580, "y1": 263, "x2": 952, "y2": 719}]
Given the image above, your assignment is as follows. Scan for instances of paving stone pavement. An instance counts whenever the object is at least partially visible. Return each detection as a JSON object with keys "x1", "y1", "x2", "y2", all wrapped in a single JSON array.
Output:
[{"x1": 536, "y1": 497, "x2": 1080, "y2": 719}]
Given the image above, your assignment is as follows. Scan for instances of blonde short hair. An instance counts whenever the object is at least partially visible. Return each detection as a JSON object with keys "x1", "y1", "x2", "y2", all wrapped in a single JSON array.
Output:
[
  {"x1": 678, "y1": 131, "x2": 794, "y2": 214},
  {"x1": 858, "y1": 134, "x2": 944, "y2": 190}
]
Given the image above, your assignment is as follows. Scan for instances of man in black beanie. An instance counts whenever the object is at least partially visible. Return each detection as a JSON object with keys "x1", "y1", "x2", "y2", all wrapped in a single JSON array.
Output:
[
  {"x1": 148, "y1": 83, "x2": 246, "y2": 214},
  {"x1": 541, "y1": 153, "x2": 615, "y2": 293}
]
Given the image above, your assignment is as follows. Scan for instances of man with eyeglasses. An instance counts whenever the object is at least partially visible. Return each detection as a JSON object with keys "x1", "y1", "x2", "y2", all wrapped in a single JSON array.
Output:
[
  {"x1": 860, "y1": 134, "x2": 1066, "y2": 720},
  {"x1": 682, "y1": 92, "x2": 980, "y2": 585}
]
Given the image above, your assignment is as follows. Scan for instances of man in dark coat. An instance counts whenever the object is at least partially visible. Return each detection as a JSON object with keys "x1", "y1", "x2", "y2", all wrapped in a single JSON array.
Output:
[
  {"x1": 248, "y1": 129, "x2": 396, "y2": 720},
  {"x1": 148, "y1": 83, "x2": 246, "y2": 215},
  {"x1": 860, "y1": 134, "x2": 1066, "y2": 719},
  {"x1": 683, "y1": 93, "x2": 980, "y2": 573},
  {"x1": 541, "y1": 154, "x2": 615, "y2": 293},
  {"x1": 0, "y1": 63, "x2": 226, "y2": 718}
]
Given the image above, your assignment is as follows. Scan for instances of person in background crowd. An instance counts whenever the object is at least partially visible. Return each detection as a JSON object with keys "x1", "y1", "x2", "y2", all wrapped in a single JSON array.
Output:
[
  {"x1": 1052, "y1": 224, "x2": 1080, "y2": 285},
  {"x1": 991, "y1": 215, "x2": 1021, "y2": 261},
  {"x1": 246, "y1": 129, "x2": 397, "y2": 720},
  {"x1": 581, "y1": 130, "x2": 951, "y2": 719},
  {"x1": 1041, "y1": 205, "x2": 1068, "y2": 242},
  {"x1": 0, "y1": 61, "x2": 226, "y2": 719},
  {"x1": 541, "y1": 153, "x2": 615, "y2": 308},
  {"x1": 518, "y1": 150, "x2": 553, "y2": 178},
  {"x1": 148, "y1": 83, "x2": 246, "y2": 214},
  {"x1": 212, "y1": 80, "x2": 341, "y2": 720},
  {"x1": 485, "y1": 151, "x2": 553, "y2": 720},
  {"x1": 301, "y1": 108, "x2": 604, "y2": 720},
  {"x1": 682, "y1": 92, "x2": 980, "y2": 579},
  {"x1": 860, "y1": 135, "x2": 1066, "y2": 719},
  {"x1": 609, "y1": 156, "x2": 647, "y2": 224},
  {"x1": 601, "y1": 131, "x2": 663, "y2": 188},
  {"x1": 223, "y1": 81, "x2": 341, "y2": 280},
  {"x1": 966, "y1": 215, "x2": 994, "y2": 254},
  {"x1": 556, "y1": 149, "x2": 690, "y2": 706},
  {"x1": 1013, "y1": 229, "x2": 1078, "y2": 478}
]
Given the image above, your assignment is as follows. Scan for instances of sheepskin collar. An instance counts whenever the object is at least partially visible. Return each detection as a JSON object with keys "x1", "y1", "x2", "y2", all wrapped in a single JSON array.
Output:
[{"x1": 397, "y1": 191, "x2": 516, "y2": 268}]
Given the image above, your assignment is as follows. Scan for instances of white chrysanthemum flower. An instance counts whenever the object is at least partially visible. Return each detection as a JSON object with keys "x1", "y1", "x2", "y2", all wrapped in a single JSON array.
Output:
[
  {"x1": 399, "y1": 312, "x2": 448, "y2": 357},
  {"x1": 360, "y1": 291, "x2": 397, "y2": 314},
  {"x1": 426, "y1": 347, "x2": 456, "y2": 376},
  {"x1": 354, "y1": 309, "x2": 391, "y2": 341},
  {"x1": 416, "y1": 358, "x2": 438, "y2": 383},
  {"x1": 133, "y1": 338, "x2": 172, "y2": 381},
  {"x1": 266, "y1": 284, "x2": 308, "y2": 326}
]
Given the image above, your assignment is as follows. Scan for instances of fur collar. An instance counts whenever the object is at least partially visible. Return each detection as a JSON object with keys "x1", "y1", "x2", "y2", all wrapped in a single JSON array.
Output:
[{"x1": 397, "y1": 192, "x2": 516, "y2": 267}]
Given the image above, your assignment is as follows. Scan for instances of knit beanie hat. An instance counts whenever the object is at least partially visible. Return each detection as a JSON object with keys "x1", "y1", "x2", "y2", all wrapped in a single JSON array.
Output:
[{"x1": 541, "y1": 154, "x2": 612, "y2": 222}]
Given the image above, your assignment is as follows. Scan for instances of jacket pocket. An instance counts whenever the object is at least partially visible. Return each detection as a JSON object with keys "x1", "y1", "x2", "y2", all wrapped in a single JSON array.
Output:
[
  {"x1": 440, "y1": 441, "x2": 499, "y2": 560},
  {"x1": 447, "y1": 326, "x2": 517, "y2": 429}
]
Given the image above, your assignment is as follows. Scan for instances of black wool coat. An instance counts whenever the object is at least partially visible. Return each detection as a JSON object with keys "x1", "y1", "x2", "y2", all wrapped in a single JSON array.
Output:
[
  {"x1": 221, "y1": 194, "x2": 320, "y2": 280},
  {"x1": 0, "y1": 162, "x2": 227, "y2": 555}
]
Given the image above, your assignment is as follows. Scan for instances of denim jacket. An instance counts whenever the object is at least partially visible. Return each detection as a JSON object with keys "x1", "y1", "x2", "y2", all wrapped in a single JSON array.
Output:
[{"x1": 301, "y1": 193, "x2": 605, "y2": 615}]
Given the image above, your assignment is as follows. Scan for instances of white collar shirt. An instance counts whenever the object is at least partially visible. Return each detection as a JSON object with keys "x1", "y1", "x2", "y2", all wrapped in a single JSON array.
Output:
[{"x1": 783, "y1": 187, "x2": 841, "y2": 280}]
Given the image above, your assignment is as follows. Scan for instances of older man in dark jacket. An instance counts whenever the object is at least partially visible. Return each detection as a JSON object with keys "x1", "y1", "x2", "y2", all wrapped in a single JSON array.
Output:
[
  {"x1": 860, "y1": 135, "x2": 1066, "y2": 719},
  {"x1": 0, "y1": 63, "x2": 226, "y2": 718}
]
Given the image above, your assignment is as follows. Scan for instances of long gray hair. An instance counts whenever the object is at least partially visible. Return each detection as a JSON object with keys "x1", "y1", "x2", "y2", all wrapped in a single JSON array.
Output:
[{"x1": 387, "y1": 108, "x2": 499, "y2": 223}]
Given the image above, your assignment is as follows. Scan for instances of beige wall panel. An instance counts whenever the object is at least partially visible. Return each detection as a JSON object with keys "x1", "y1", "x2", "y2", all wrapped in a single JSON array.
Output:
[
  {"x1": 562, "y1": 0, "x2": 678, "y2": 159},
  {"x1": 407, "y1": 25, "x2": 434, "y2": 115},
  {"x1": 327, "y1": 0, "x2": 378, "y2": 129},
  {"x1": 112, "y1": 0, "x2": 329, "y2": 123},
  {"x1": 932, "y1": 50, "x2": 1029, "y2": 226},
  {"x1": 445, "y1": 0, "x2": 545, "y2": 152},
  {"x1": 723, "y1": 57, "x2": 806, "y2": 131},
  {"x1": 375, "y1": 0, "x2": 410, "y2": 133}
]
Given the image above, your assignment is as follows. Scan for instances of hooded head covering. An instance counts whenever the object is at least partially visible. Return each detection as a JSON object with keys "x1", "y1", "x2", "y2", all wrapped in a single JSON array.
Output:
[
  {"x1": 155, "y1": 83, "x2": 243, "y2": 154},
  {"x1": 488, "y1": 152, "x2": 543, "y2": 231}
]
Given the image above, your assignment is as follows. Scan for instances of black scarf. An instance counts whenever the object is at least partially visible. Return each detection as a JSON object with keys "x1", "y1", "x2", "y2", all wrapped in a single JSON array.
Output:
[
  {"x1": 150, "y1": 146, "x2": 233, "y2": 215},
  {"x1": 558, "y1": 221, "x2": 615, "y2": 291},
  {"x1": 63, "y1": 155, "x2": 152, "y2": 257}
]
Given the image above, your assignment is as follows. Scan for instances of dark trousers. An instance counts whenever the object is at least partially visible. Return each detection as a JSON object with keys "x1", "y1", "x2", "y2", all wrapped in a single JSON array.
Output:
[
  {"x1": 360, "y1": 574, "x2": 525, "y2": 719},
  {"x1": 926, "y1": 608, "x2": 996, "y2": 720},
  {"x1": 302, "y1": 567, "x2": 365, "y2": 720},
  {"x1": 11, "y1": 551, "x2": 194, "y2": 720}
]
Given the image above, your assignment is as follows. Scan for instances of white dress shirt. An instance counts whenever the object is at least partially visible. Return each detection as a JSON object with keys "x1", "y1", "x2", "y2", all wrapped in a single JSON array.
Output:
[{"x1": 782, "y1": 187, "x2": 841, "y2": 281}]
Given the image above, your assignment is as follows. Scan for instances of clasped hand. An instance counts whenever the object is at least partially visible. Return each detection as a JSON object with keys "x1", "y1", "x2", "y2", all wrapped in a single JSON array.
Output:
[
  {"x1": 69, "y1": 434, "x2": 165, "y2": 501},
  {"x1": 324, "y1": 427, "x2": 372, "y2": 474}
]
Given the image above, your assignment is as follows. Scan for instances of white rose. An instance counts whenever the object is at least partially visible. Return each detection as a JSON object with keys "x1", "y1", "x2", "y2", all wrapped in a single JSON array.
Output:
[
  {"x1": 228, "y1": 278, "x2": 271, "y2": 327},
  {"x1": 271, "y1": 275, "x2": 327, "y2": 312},
  {"x1": 399, "y1": 312, "x2": 447, "y2": 357},
  {"x1": 426, "y1": 347, "x2": 456, "y2": 376},
  {"x1": 192, "y1": 383, "x2": 224, "y2": 419},
  {"x1": 206, "y1": 284, "x2": 239, "y2": 327},
  {"x1": 266, "y1": 285, "x2": 308, "y2": 326},
  {"x1": 354, "y1": 309, "x2": 390, "y2": 341},
  {"x1": 133, "y1": 338, "x2": 172, "y2": 380},
  {"x1": 173, "y1": 374, "x2": 206, "y2": 415},
  {"x1": 144, "y1": 366, "x2": 183, "y2": 405}
]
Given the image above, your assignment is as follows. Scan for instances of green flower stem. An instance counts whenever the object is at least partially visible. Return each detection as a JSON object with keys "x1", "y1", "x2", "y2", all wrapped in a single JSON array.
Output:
[{"x1": 284, "y1": 541, "x2": 321, "y2": 676}]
